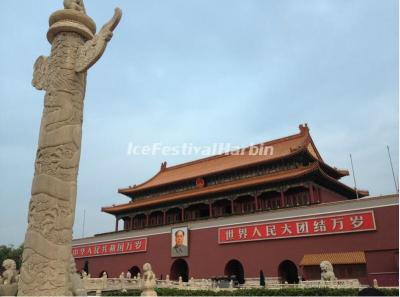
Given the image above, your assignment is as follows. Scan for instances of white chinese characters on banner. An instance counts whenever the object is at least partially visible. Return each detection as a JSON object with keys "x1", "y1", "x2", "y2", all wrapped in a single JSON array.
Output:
[{"x1": 219, "y1": 211, "x2": 375, "y2": 244}]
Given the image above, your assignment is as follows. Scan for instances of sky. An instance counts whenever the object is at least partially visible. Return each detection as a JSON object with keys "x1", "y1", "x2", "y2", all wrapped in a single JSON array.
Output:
[{"x1": 0, "y1": 0, "x2": 398, "y2": 246}]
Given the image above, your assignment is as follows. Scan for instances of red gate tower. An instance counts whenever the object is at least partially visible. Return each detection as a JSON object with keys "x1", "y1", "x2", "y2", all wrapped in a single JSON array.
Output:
[{"x1": 73, "y1": 124, "x2": 399, "y2": 287}]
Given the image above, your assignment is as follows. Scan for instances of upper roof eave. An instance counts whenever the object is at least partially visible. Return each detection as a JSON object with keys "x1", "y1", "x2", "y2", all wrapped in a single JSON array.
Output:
[
  {"x1": 104, "y1": 163, "x2": 321, "y2": 214},
  {"x1": 117, "y1": 124, "x2": 352, "y2": 200},
  {"x1": 119, "y1": 124, "x2": 314, "y2": 195}
]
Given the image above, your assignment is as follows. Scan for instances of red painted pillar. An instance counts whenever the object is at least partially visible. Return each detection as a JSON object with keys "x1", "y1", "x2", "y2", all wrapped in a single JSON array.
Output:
[
  {"x1": 146, "y1": 214, "x2": 149, "y2": 227},
  {"x1": 254, "y1": 195, "x2": 259, "y2": 211},
  {"x1": 309, "y1": 184, "x2": 315, "y2": 204},
  {"x1": 115, "y1": 218, "x2": 119, "y2": 232},
  {"x1": 280, "y1": 190, "x2": 285, "y2": 208},
  {"x1": 163, "y1": 211, "x2": 166, "y2": 225},
  {"x1": 130, "y1": 217, "x2": 133, "y2": 230},
  {"x1": 231, "y1": 199, "x2": 234, "y2": 214},
  {"x1": 181, "y1": 207, "x2": 184, "y2": 221},
  {"x1": 209, "y1": 202, "x2": 213, "y2": 218}
]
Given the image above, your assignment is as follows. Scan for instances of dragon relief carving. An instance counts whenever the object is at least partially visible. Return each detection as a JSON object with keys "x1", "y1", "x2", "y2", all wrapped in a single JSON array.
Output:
[
  {"x1": 28, "y1": 193, "x2": 74, "y2": 245},
  {"x1": 19, "y1": 248, "x2": 67, "y2": 295}
]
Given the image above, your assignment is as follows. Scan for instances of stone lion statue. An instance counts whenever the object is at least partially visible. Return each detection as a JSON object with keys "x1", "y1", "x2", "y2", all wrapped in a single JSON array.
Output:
[
  {"x1": 2, "y1": 259, "x2": 18, "y2": 285},
  {"x1": 320, "y1": 261, "x2": 336, "y2": 281},
  {"x1": 69, "y1": 257, "x2": 87, "y2": 296},
  {"x1": 141, "y1": 263, "x2": 157, "y2": 296}
]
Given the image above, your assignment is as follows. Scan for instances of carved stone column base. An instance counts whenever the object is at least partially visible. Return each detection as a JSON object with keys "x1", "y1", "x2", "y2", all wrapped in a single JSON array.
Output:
[{"x1": 0, "y1": 284, "x2": 18, "y2": 296}]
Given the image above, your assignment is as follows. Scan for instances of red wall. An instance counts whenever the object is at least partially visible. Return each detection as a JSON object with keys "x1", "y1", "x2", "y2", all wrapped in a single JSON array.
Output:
[
  {"x1": 365, "y1": 250, "x2": 398, "y2": 286},
  {"x1": 318, "y1": 187, "x2": 348, "y2": 203},
  {"x1": 75, "y1": 205, "x2": 399, "y2": 286}
]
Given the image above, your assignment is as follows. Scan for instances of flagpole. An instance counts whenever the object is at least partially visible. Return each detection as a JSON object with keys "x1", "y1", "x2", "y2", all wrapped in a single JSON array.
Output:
[
  {"x1": 386, "y1": 145, "x2": 399, "y2": 193},
  {"x1": 82, "y1": 209, "x2": 86, "y2": 238},
  {"x1": 350, "y1": 154, "x2": 359, "y2": 199}
]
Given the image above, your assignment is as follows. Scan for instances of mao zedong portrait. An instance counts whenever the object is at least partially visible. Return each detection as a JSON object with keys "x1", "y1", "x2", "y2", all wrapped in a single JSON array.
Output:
[{"x1": 171, "y1": 229, "x2": 188, "y2": 257}]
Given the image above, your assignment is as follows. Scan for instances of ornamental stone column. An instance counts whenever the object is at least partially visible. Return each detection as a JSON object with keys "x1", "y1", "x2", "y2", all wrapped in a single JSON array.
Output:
[{"x1": 18, "y1": 1, "x2": 122, "y2": 295}]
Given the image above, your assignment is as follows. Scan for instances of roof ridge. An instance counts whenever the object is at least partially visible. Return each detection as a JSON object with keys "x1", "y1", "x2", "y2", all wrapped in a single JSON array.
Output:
[
  {"x1": 164, "y1": 124, "x2": 309, "y2": 172},
  {"x1": 119, "y1": 124, "x2": 312, "y2": 193},
  {"x1": 118, "y1": 170, "x2": 163, "y2": 193}
]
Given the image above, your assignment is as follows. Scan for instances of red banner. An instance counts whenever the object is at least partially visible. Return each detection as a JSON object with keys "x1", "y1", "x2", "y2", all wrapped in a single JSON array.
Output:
[
  {"x1": 72, "y1": 237, "x2": 147, "y2": 258},
  {"x1": 218, "y1": 211, "x2": 375, "y2": 244}
]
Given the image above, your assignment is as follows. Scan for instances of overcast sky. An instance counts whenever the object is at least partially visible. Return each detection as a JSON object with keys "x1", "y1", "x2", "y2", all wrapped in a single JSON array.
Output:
[{"x1": 0, "y1": 0, "x2": 398, "y2": 246}]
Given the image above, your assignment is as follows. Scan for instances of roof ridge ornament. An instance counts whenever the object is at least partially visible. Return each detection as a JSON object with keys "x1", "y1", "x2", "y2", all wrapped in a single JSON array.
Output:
[
  {"x1": 160, "y1": 161, "x2": 168, "y2": 171},
  {"x1": 299, "y1": 123, "x2": 309, "y2": 134}
]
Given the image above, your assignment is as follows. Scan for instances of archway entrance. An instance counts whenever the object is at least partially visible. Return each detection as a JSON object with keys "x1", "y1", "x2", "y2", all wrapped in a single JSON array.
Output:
[
  {"x1": 170, "y1": 259, "x2": 189, "y2": 282},
  {"x1": 278, "y1": 260, "x2": 299, "y2": 284},
  {"x1": 224, "y1": 259, "x2": 245, "y2": 284},
  {"x1": 83, "y1": 260, "x2": 89, "y2": 274},
  {"x1": 129, "y1": 266, "x2": 141, "y2": 278}
]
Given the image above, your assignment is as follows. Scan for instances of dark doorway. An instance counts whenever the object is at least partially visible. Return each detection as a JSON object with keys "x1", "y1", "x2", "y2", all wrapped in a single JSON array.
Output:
[
  {"x1": 129, "y1": 265, "x2": 141, "y2": 278},
  {"x1": 224, "y1": 259, "x2": 245, "y2": 284},
  {"x1": 170, "y1": 259, "x2": 189, "y2": 282},
  {"x1": 83, "y1": 260, "x2": 89, "y2": 274},
  {"x1": 278, "y1": 260, "x2": 299, "y2": 284}
]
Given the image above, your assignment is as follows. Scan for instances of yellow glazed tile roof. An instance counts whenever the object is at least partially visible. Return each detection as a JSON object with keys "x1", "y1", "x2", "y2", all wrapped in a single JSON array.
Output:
[{"x1": 300, "y1": 251, "x2": 366, "y2": 266}]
